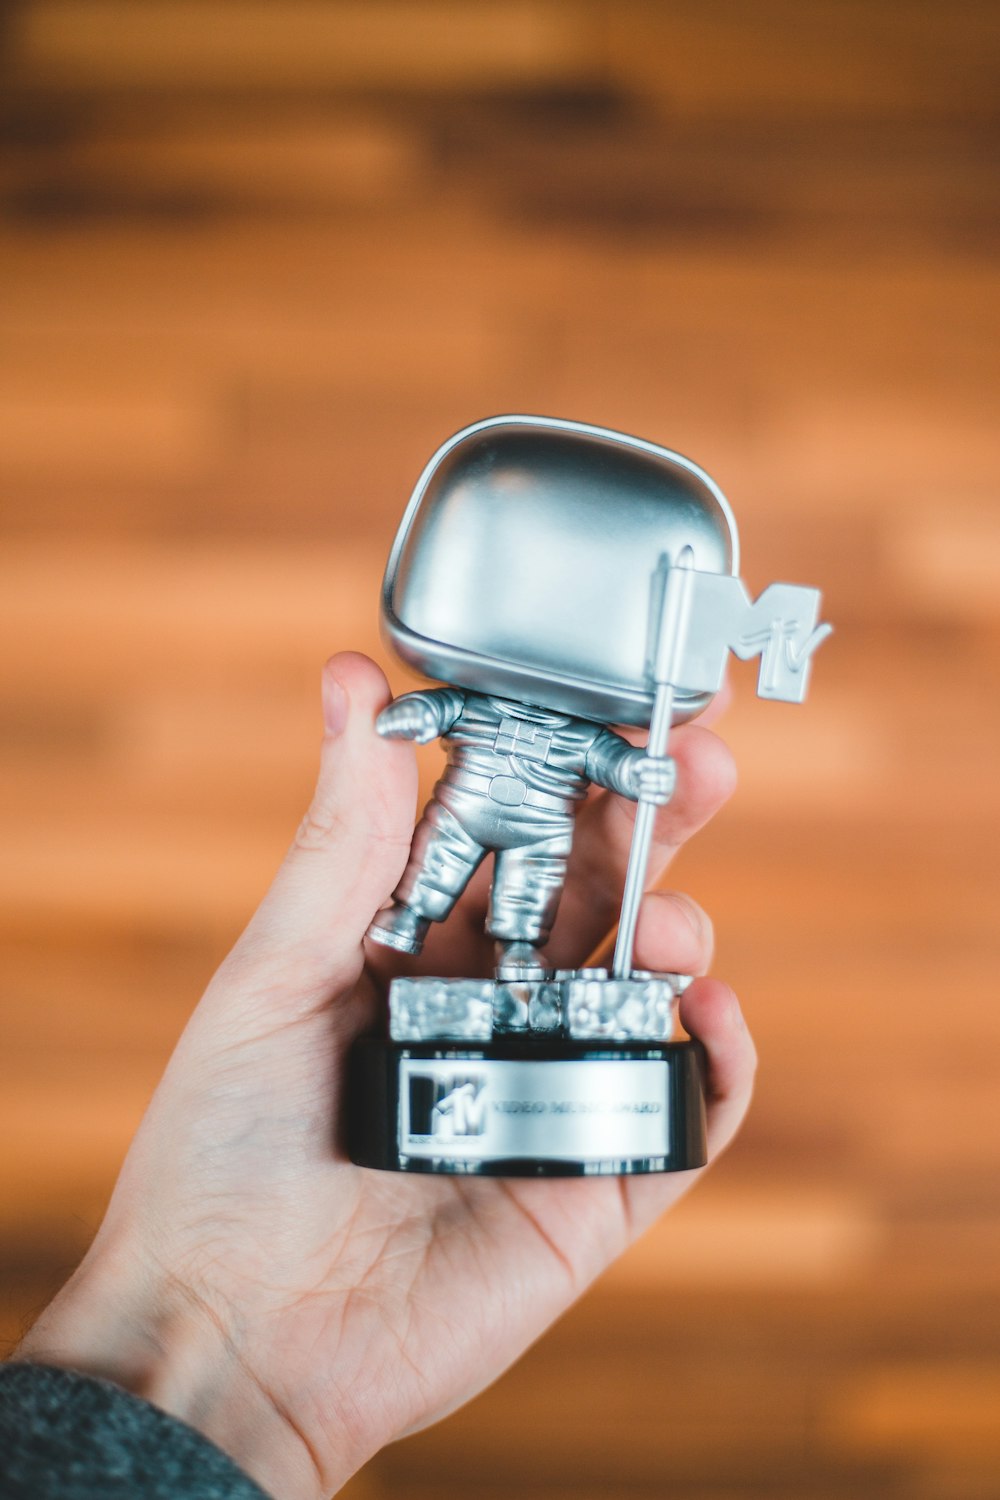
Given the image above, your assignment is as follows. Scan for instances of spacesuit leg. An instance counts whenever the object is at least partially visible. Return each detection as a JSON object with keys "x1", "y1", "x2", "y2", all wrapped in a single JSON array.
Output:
[
  {"x1": 367, "y1": 800, "x2": 486, "y2": 955},
  {"x1": 488, "y1": 826, "x2": 573, "y2": 978}
]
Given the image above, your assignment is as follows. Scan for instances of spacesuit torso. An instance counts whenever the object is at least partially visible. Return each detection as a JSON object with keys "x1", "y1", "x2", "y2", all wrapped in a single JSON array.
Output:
[{"x1": 429, "y1": 690, "x2": 636, "y2": 844}]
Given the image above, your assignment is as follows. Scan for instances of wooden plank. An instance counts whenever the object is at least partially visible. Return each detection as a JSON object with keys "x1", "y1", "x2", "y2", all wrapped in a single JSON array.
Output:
[
  {"x1": 12, "y1": 2, "x2": 601, "y2": 89},
  {"x1": 599, "y1": 1183, "x2": 882, "y2": 1289},
  {"x1": 828, "y1": 1362, "x2": 1000, "y2": 1462},
  {"x1": 606, "y1": 2, "x2": 1000, "y2": 120}
]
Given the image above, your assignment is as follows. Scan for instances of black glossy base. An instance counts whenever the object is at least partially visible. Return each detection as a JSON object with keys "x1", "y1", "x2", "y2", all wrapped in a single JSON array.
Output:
[{"x1": 346, "y1": 1035, "x2": 707, "y2": 1176}]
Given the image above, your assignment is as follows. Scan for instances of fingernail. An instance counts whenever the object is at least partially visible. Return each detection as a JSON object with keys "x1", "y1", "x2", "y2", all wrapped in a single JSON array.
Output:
[{"x1": 322, "y1": 673, "x2": 348, "y2": 736}]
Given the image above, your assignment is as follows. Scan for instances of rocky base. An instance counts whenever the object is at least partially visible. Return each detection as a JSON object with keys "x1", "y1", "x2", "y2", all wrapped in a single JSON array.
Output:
[{"x1": 388, "y1": 967, "x2": 693, "y2": 1044}]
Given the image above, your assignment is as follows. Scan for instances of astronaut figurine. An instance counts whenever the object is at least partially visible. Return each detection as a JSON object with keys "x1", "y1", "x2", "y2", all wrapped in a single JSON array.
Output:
[
  {"x1": 348, "y1": 415, "x2": 829, "y2": 1176},
  {"x1": 364, "y1": 413, "x2": 738, "y2": 985},
  {"x1": 367, "y1": 688, "x2": 674, "y2": 980}
]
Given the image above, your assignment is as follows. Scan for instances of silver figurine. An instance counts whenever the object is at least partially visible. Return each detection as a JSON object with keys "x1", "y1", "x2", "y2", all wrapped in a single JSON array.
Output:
[
  {"x1": 367, "y1": 414, "x2": 829, "y2": 998},
  {"x1": 350, "y1": 415, "x2": 830, "y2": 1175}
]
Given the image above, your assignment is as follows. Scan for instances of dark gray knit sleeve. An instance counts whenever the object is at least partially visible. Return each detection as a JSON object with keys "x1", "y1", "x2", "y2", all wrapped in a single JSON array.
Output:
[{"x1": 0, "y1": 1363, "x2": 273, "y2": 1500}]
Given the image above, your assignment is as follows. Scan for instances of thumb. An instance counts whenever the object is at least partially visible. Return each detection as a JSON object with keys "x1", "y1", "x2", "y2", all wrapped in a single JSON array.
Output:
[{"x1": 213, "y1": 653, "x2": 418, "y2": 1011}]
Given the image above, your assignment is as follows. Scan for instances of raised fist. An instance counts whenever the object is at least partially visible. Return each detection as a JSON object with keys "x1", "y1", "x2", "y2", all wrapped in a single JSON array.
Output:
[
  {"x1": 629, "y1": 753, "x2": 676, "y2": 806},
  {"x1": 375, "y1": 697, "x2": 439, "y2": 744}
]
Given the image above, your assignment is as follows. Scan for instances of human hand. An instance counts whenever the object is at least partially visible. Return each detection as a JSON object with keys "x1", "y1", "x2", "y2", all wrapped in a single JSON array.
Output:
[
  {"x1": 20, "y1": 654, "x2": 755, "y2": 1500},
  {"x1": 375, "y1": 695, "x2": 438, "y2": 743}
]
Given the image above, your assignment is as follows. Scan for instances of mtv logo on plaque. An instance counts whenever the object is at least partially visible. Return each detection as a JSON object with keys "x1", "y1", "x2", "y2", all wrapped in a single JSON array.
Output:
[{"x1": 406, "y1": 1070, "x2": 488, "y2": 1142}]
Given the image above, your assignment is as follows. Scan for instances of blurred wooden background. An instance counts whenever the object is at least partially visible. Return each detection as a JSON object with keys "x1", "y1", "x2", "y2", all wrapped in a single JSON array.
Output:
[{"x1": 1, "y1": 3, "x2": 998, "y2": 1496}]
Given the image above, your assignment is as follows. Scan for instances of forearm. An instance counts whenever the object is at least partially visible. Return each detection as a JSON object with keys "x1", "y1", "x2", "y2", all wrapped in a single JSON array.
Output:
[
  {"x1": 584, "y1": 728, "x2": 643, "y2": 798},
  {"x1": 386, "y1": 686, "x2": 465, "y2": 736}
]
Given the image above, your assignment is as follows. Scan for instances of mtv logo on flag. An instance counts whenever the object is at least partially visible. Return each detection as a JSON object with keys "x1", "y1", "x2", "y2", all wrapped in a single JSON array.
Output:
[{"x1": 671, "y1": 573, "x2": 832, "y2": 704}]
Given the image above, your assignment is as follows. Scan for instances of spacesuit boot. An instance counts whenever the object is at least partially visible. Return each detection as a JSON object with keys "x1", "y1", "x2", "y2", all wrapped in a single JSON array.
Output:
[
  {"x1": 494, "y1": 941, "x2": 548, "y2": 982},
  {"x1": 367, "y1": 902, "x2": 430, "y2": 956}
]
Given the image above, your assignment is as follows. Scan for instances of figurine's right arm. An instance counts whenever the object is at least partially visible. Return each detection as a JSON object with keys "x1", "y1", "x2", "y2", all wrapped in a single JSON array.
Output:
[{"x1": 374, "y1": 687, "x2": 465, "y2": 744}]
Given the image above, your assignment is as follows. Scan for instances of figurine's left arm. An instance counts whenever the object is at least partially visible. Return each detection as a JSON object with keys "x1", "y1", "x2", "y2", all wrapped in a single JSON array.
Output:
[
  {"x1": 585, "y1": 728, "x2": 676, "y2": 806},
  {"x1": 374, "y1": 687, "x2": 465, "y2": 744}
]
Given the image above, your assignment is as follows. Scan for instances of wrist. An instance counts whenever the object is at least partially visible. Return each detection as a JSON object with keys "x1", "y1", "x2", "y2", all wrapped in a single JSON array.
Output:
[{"x1": 18, "y1": 1234, "x2": 326, "y2": 1500}]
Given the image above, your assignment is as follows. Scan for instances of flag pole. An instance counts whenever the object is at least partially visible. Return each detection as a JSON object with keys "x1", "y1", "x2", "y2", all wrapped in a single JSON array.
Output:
[{"x1": 612, "y1": 545, "x2": 696, "y2": 979}]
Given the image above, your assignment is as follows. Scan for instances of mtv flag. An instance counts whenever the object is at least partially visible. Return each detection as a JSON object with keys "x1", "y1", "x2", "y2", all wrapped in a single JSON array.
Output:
[{"x1": 669, "y1": 572, "x2": 832, "y2": 704}]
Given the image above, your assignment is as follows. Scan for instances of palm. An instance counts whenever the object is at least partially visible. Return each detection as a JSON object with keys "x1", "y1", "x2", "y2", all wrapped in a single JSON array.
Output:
[{"x1": 135, "y1": 968, "x2": 653, "y2": 1479}]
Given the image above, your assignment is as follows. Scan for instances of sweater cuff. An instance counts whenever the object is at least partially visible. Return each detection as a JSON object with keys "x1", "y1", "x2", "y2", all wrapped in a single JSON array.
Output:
[{"x1": 0, "y1": 1362, "x2": 272, "y2": 1500}]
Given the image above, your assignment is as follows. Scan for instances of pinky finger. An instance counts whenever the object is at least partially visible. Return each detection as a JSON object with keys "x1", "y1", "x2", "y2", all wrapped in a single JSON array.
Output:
[{"x1": 679, "y1": 978, "x2": 758, "y2": 1159}]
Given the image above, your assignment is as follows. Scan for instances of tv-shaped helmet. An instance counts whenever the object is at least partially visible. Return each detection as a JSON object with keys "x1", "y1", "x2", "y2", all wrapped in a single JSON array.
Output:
[{"x1": 382, "y1": 415, "x2": 739, "y2": 727}]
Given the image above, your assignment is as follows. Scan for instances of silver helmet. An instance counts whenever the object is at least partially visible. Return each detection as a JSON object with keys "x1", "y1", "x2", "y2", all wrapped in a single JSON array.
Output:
[{"x1": 381, "y1": 415, "x2": 739, "y2": 726}]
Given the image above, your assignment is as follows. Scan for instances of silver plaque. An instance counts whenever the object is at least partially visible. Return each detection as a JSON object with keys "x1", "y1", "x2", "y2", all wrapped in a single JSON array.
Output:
[{"x1": 399, "y1": 1056, "x2": 671, "y2": 1163}]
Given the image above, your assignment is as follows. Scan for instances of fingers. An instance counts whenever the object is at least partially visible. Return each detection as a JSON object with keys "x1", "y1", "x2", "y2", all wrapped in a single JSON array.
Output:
[
  {"x1": 680, "y1": 978, "x2": 758, "y2": 1158},
  {"x1": 599, "y1": 722, "x2": 738, "y2": 880},
  {"x1": 211, "y1": 653, "x2": 418, "y2": 1013},
  {"x1": 615, "y1": 975, "x2": 756, "y2": 1240},
  {"x1": 603, "y1": 891, "x2": 747, "y2": 1155},
  {"x1": 617, "y1": 884, "x2": 752, "y2": 1171},
  {"x1": 546, "y1": 722, "x2": 737, "y2": 970},
  {"x1": 632, "y1": 889, "x2": 715, "y2": 977},
  {"x1": 690, "y1": 675, "x2": 732, "y2": 730}
]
